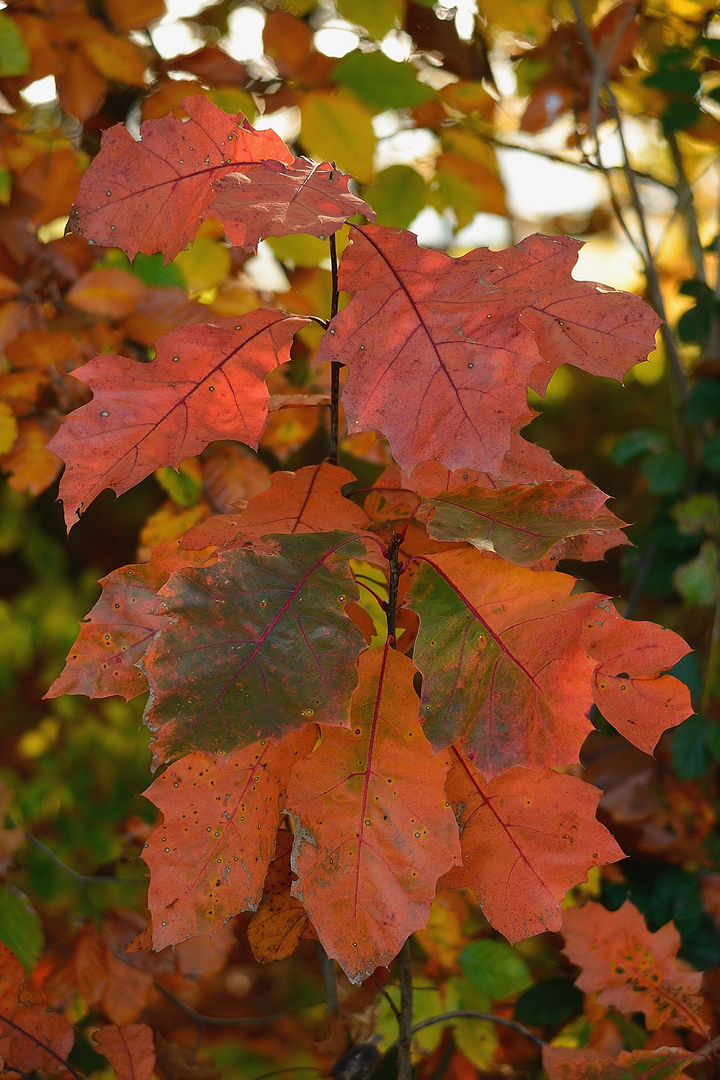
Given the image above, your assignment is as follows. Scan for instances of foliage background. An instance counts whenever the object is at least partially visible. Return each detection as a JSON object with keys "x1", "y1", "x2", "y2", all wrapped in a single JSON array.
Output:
[{"x1": 2, "y1": 0, "x2": 720, "y2": 1076}]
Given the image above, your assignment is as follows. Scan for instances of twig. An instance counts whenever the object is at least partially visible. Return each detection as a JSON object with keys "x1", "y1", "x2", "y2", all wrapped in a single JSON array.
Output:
[
  {"x1": 668, "y1": 129, "x2": 707, "y2": 284},
  {"x1": 14, "y1": 824, "x2": 141, "y2": 887},
  {"x1": 316, "y1": 941, "x2": 338, "y2": 1016},
  {"x1": 397, "y1": 941, "x2": 414, "y2": 1080},
  {"x1": 409, "y1": 1010, "x2": 546, "y2": 1049},
  {"x1": 328, "y1": 234, "x2": 341, "y2": 465},
  {"x1": 154, "y1": 981, "x2": 303, "y2": 1028},
  {"x1": 372, "y1": 974, "x2": 401, "y2": 1022}
]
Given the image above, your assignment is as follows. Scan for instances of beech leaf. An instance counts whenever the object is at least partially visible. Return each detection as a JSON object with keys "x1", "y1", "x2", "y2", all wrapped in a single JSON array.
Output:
[
  {"x1": 286, "y1": 645, "x2": 461, "y2": 983},
  {"x1": 45, "y1": 542, "x2": 216, "y2": 701},
  {"x1": 583, "y1": 601, "x2": 693, "y2": 754},
  {"x1": 441, "y1": 750, "x2": 624, "y2": 941},
  {"x1": 211, "y1": 157, "x2": 375, "y2": 251},
  {"x1": 94, "y1": 1023, "x2": 155, "y2": 1080},
  {"x1": 0, "y1": 941, "x2": 74, "y2": 1075},
  {"x1": 247, "y1": 830, "x2": 314, "y2": 963},
  {"x1": 49, "y1": 311, "x2": 308, "y2": 530},
  {"x1": 319, "y1": 227, "x2": 659, "y2": 474},
  {"x1": 142, "y1": 735, "x2": 314, "y2": 949},
  {"x1": 424, "y1": 478, "x2": 626, "y2": 566},
  {"x1": 143, "y1": 532, "x2": 366, "y2": 764},
  {"x1": 561, "y1": 900, "x2": 708, "y2": 1034},
  {"x1": 68, "y1": 95, "x2": 294, "y2": 260},
  {"x1": 407, "y1": 549, "x2": 600, "y2": 775}
]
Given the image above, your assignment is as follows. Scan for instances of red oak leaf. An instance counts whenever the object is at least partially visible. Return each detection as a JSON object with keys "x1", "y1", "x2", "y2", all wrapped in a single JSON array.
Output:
[
  {"x1": 68, "y1": 95, "x2": 293, "y2": 260},
  {"x1": 212, "y1": 157, "x2": 375, "y2": 251},
  {"x1": 423, "y1": 478, "x2": 626, "y2": 567},
  {"x1": 440, "y1": 749, "x2": 623, "y2": 941},
  {"x1": 143, "y1": 532, "x2": 366, "y2": 765},
  {"x1": 0, "y1": 942, "x2": 74, "y2": 1076},
  {"x1": 542, "y1": 1046, "x2": 694, "y2": 1080},
  {"x1": 49, "y1": 311, "x2": 308, "y2": 530},
  {"x1": 143, "y1": 733, "x2": 314, "y2": 949},
  {"x1": 180, "y1": 463, "x2": 369, "y2": 550},
  {"x1": 464, "y1": 233, "x2": 660, "y2": 386},
  {"x1": 94, "y1": 1024, "x2": 155, "y2": 1080},
  {"x1": 318, "y1": 226, "x2": 659, "y2": 474},
  {"x1": 561, "y1": 900, "x2": 708, "y2": 1034},
  {"x1": 286, "y1": 644, "x2": 461, "y2": 983},
  {"x1": 406, "y1": 549, "x2": 600, "y2": 775},
  {"x1": 583, "y1": 601, "x2": 693, "y2": 754},
  {"x1": 45, "y1": 541, "x2": 216, "y2": 701}
]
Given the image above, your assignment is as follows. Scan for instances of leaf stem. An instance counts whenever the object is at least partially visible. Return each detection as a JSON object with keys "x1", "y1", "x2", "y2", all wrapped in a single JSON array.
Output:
[
  {"x1": 386, "y1": 533, "x2": 402, "y2": 646},
  {"x1": 329, "y1": 233, "x2": 341, "y2": 465},
  {"x1": 397, "y1": 940, "x2": 414, "y2": 1080}
]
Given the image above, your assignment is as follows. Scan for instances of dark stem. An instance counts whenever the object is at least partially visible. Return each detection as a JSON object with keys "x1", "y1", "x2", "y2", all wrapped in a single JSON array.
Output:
[
  {"x1": 386, "y1": 533, "x2": 402, "y2": 645},
  {"x1": 154, "y1": 981, "x2": 301, "y2": 1027},
  {"x1": 329, "y1": 233, "x2": 341, "y2": 465},
  {"x1": 397, "y1": 940, "x2": 414, "y2": 1080},
  {"x1": 409, "y1": 1011, "x2": 545, "y2": 1049},
  {"x1": 315, "y1": 940, "x2": 338, "y2": 1015}
]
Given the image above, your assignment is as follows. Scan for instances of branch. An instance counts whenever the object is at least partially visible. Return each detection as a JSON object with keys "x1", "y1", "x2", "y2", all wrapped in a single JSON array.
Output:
[
  {"x1": 154, "y1": 982, "x2": 314, "y2": 1028},
  {"x1": 396, "y1": 941, "x2": 414, "y2": 1080},
  {"x1": 409, "y1": 1010, "x2": 546, "y2": 1049}
]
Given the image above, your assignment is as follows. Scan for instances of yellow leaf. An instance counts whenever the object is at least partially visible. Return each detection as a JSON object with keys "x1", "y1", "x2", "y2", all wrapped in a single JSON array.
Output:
[
  {"x1": 300, "y1": 91, "x2": 376, "y2": 184},
  {"x1": 174, "y1": 236, "x2": 232, "y2": 294},
  {"x1": 337, "y1": 0, "x2": 403, "y2": 38},
  {"x1": 0, "y1": 402, "x2": 18, "y2": 455}
]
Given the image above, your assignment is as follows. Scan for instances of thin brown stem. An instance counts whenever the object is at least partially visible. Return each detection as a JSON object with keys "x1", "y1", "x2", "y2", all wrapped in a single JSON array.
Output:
[
  {"x1": 409, "y1": 1010, "x2": 546, "y2": 1049},
  {"x1": 386, "y1": 534, "x2": 402, "y2": 646},
  {"x1": 668, "y1": 130, "x2": 707, "y2": 284},
  {"x1": 154, "y1": 981, "x2": 306, "y2": 1028},
  {"x1": 315, "y1": 940, "x2": 338, "y2": 1015},
  {"x1": 328, "y1": 233, "x2": 341, "y2": 465},
  {"x1": 397, "y1": 940, "x2": 414, "y2": 1080}
]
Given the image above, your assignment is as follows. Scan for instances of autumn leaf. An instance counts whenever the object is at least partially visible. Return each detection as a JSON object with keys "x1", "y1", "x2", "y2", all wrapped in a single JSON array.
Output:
[
  {"x1": 49, "y1": 311, "x2": 308, "y2": 530},
  {"x1": 94, "y1": 1023, "x2": 155, "y2": 1080},
  {"x1": 286, "y1": 644, "x2": 461, "y2": 983},
  {"x1": 0, "y1": 941, "x2": 74, "y2": 1075},
  {"x1": 561, "y1": 900, "x2": 708, "y2": 1035},
  {"x1": 45, "y1": 542, "x2": 216, "y2": 702},
  {"x1": 69, "y1": 95, "x2": 294, "y2": 260},
  {"x1": 319, "y1": 227, "x2": 659, "y2": 474},
  {"x1": 542, "y1": 1045, "x2": 694, "y2": 1080},
  {"x1": 423, "y1": 478, "x2": 626, "y2": 566},
  {"x1": 583, "y1": 602, "x2": 693, "y2": 754},
  {"x1": 440, "y1": 749, "x2": 623, "y2": 941},
  {"x1": 143, "y1": 532, "x2": 366, "y2": 764},
  {"x1": 407, "y1": 549, "x2": 600, "y2": 774},
  {"x1": 211, "y1": 157, "x2": 375, "y2": 251},
  {"x1": 143, "y1": 735, "x2": 314, "y2": 949},
  {"x1": 247, "y1": 830, "x2": 314, "y2": 963}
]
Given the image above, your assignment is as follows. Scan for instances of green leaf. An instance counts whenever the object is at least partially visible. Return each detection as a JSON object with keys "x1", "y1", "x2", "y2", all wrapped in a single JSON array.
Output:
[
  {"x1": 362, "y1": 166, "x2": 427, "y2": 228},
  {"x1": 143, "y1": 532, "x2": 367, "y2": 763},
  {"x1": 0, "y1": 13, "x2": 29, "y2": 77},
  {"x1": 671, "y1": 713, "x2": 712, "y2": 779},
  {"x1": 0, "y1": 886, "x2": 44, "y2": 971},
  {"x1": 334, "y1": 52, "x2": 435, "y2": 111},
  {"x1": 610, "y1": 429, "x2": 668, "y2": 465},
  {"x1": 268, "y1": 234, "x2": 330, "y2": 267},
  {"x1": 686, "y1": 379, "x2": 720, "y2": 422},
  {"x1": 702, "y1": 430, "x2": 720, "y2": 473},
  {"x1": 641, "y1": 449, "x2": 687, "y2": 494},
  {"x1": 672, "y1": 494, "x2": 720, "y2": 537},
  {"x1": 300, "y1": 91, "x2": 376, "y2": 184},
  {"x1": 672, "y1": 541, "x2": 719, "y2": 605},
  {"x1": 661, "y1": 98, "x2": 701, "y2": 134},
  {"x1": 515, "y1": 977, "x2": 583, "y2": 1027},
  {"x1": 132, "y1": 252, "x2": 185, "y2": 288},
  {"x1": 644, "y1": 68, "x2": 701, "y2": 96},
  {"x1": 458, "y1": 939, "x2": 533, "y2": 1000},
  {"x1": 336, "y1": 0, "x2": 403, "y2": 38},
  {"x1": 155, "y1": 462, "x2": 203, "y2": 506}
]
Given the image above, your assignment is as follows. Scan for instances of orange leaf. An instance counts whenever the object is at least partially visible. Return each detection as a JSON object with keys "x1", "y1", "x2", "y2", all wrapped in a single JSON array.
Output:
[
  {"x1": 247, "y1": 830, "x2": 314, "y2": 963},
  {"x1": 143, "y1": 731, "x2": 315, "y2": 949},
  {"x1": 542, "y1": 1045, "x2": 694, "y2": 1080},
  {"x1": 583, "y1": 602, "x2": 693, "y2": 754},
  {"x1": 287, "y1": 645, "x2": 462, "y2": 983},
  {"x1": 0, "y1": 942, "x2": 74, "y2": 1076},
  {"x1": 561, "y1": 900, "x2": 708, "y2": 1035},
  {"x1": 94, "y1": 1023, "x2": 155, "y2": 1080},
  {"x1": 441, "y1": 750, "x2": 623, "y2": 942}
]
